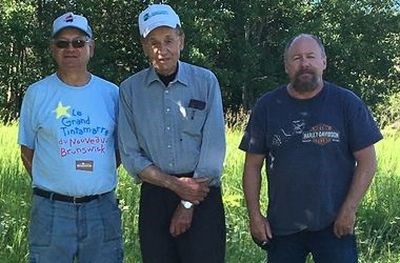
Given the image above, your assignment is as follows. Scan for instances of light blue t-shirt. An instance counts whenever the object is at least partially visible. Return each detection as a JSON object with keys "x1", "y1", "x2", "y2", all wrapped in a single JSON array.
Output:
[{"x1": 18, "y1": 73, "x2": 119, "y2": 196}]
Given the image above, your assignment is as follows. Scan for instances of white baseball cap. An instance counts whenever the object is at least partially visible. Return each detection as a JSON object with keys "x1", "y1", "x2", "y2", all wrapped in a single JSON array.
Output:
[
  {"x1": 138, "y1": 4, "x2": 181, "y2": 38},
  {"x1": 52, "y1": 12, "x2": 93, "y2": 38}
]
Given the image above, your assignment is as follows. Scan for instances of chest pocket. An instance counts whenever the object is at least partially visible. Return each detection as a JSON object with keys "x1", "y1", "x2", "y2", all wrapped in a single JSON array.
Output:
[{"x1": 181, "y1": 107, "x2": 207, "y2": 137}]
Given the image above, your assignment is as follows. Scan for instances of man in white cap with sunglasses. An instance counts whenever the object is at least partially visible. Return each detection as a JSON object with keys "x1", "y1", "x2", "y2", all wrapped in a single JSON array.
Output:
[
  {"x1": 118, "y1": 4, "x2": 226, "y2": 263},
  {"x1": 18, "y1": 12, "x2": 123, "y2": 262}
]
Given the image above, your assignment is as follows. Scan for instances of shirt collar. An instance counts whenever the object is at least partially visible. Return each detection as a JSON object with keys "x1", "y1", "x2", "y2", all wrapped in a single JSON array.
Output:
[{"x1": 145, "y1": 61, "x2": 189, "y2": 87}]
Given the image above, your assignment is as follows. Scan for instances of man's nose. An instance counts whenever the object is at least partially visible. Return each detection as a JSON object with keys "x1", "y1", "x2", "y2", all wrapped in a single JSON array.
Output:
[
  {"x1": 157, "y1": 43, "x2": 168, "y2": 54},
  {"x1": 300, "y1": 57, "x2": 310, "y2": 67}
]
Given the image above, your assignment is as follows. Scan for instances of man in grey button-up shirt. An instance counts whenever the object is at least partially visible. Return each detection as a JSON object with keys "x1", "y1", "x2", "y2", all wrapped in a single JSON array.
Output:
[{"x1": 118, "y1": 4, "x2": 226, "y2": 263}]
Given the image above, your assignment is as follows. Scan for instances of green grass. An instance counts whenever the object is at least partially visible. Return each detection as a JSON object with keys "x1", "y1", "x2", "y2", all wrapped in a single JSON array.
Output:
[{"x1": 1, "y1": 125, "x2": 399, "y2": 262}]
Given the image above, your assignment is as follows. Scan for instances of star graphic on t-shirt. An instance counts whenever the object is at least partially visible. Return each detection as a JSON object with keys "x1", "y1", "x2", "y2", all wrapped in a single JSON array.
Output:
[{"x1": 53, "y1": 101, "x2": 71, "y2": 119}]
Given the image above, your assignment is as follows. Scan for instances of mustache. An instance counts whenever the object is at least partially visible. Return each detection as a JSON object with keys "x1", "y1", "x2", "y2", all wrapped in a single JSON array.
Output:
[{"x1": 296, "y1": 69, "x2": 314, "y2": 75}]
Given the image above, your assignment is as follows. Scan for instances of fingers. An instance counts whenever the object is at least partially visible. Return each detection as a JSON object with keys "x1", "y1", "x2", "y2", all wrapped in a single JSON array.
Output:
[
  {"x1": 170, "y1": 221, "x2": 190, "y2": 237},
  {"x1": 333, "y1": 221, "x2": 354, "y2": 238},
  {"x1": 334, "y1": 206, "x2": 356, "y2": 238},
  {"x1": 252, "y1": 235, "x2": 269, "y2": 250},
  {"x1": 333, "y1": 223, "x2": 341, "y2": 238},
  {"x1": 333, "y1": 220, "x2": 354, "y2": 238},
  {"x1": 176, "y1": 177, "x2": 210, "y2": 202},
  {"x1": 192, "y1": 200, "x2": 200, "y2": 205},
  {"x1": 265, "y1": 220, "x2": 273, "y2": 239},
  {"x1": 194, "y1": 177, "x2": 210, "y2": 183},
  {"x1": 250, "y1": 214, "x2": 270, "y2": 243},
  {"x1": 169, "y1": 204, "x2": 193, "y2": 237}
]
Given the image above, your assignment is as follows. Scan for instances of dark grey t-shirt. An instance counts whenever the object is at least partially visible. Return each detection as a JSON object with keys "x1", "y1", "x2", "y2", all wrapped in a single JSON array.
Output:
[{"x1": 239, "y1": 82, "x2": 383, "y2": 235}]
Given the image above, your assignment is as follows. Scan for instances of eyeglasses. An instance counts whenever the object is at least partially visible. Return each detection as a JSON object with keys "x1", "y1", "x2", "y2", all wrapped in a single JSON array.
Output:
[{"x1": 53, "y1": 39, "x2": 90, "y2": 49}]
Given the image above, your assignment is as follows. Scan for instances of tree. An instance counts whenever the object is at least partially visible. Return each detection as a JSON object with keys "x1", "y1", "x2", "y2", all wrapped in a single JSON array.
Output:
[
  {"x1": 0, "y1": 1, "x2": 39, "y2": 123},
  {"x1": 0, "y1": 0, "x2": 399, "y2": 123}
]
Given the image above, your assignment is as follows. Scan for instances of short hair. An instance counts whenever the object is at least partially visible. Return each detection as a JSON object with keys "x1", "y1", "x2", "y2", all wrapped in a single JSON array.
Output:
[
  {"x1": 175, "y1": 25, "x2": 184, "y2": 37},
  {"x1": 284, "y1": 34, "x2": 326, "y2": 62}
]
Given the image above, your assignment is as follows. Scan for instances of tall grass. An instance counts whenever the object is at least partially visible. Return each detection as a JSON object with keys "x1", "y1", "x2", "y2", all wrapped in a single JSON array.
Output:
[{"x1": 1, "y1": 125, "x2": 399, "y2": 262}]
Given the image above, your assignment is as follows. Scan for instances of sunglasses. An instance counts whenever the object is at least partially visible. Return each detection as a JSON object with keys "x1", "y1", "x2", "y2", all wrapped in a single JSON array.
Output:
[{"x1": 53, "y1": 39, "x2": 90, "y2": 49}]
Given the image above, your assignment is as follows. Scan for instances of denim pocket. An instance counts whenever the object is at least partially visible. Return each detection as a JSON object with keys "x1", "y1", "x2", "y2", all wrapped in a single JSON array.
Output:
[
  {"x1": 29, "y1": 196, "x2": 54, "y2": 247},
  {"x1": 99, "y1": 194, "x2": 122, "y2": 242}
]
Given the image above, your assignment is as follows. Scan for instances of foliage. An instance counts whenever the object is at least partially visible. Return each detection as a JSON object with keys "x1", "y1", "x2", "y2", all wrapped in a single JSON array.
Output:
[
  {"x1": 0, "y1": 0, "x2": 399, "y2": 123},
  {"x1": 225, "y1": 107, "x2": 250, "y2": 131},
  {"x1": 376, "y1": 91, "x2": 400, "y2": 130},
  {"x1": 0, "y1": 1, "x2": 39, "y2": 123}
]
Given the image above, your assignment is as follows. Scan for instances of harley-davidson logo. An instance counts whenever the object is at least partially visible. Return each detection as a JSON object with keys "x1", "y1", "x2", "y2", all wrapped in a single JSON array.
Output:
[{"x1": 302, "y1": 124, "x2": 340, "y2": 145}]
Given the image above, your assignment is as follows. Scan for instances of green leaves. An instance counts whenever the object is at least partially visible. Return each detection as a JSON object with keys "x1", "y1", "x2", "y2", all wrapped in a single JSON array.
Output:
[{"x1": 0, "y1": 0, "x2": 399, "y2": 124}]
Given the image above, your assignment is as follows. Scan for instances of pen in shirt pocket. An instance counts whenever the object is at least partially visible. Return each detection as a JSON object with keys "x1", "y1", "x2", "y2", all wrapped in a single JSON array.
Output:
[{"x1": 188, "y1": 99, "x2": 206, "y2": 120}]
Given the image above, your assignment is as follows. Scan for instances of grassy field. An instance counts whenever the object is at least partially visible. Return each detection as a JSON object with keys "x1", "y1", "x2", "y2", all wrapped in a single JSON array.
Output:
[{"x1": 1, "y1": 124, "x2": 399, "y2": 262}]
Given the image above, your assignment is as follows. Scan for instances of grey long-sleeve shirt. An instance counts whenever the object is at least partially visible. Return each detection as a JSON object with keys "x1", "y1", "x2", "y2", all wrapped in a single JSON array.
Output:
[{"x1": 118, "y1": 61, "x2": 226, "y2": 186}]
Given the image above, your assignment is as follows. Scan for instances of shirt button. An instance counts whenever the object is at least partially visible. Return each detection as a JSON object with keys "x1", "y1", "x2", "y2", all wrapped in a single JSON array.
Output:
[
  {"x1": 166, "y1": 126, "x2": 170, "y2": 130},
  {"x1": 169, "y1": 163, "x2": 173, "y2": 167},
  {"x1": 166, "y1": 108, "x2": 170, "y2": 112},
  {"x1": 167, "y1": 145, "x2": 171, "y2": 148},
  {"x1": 165, "y1": 90, "x2": 169, "y2": 94}
]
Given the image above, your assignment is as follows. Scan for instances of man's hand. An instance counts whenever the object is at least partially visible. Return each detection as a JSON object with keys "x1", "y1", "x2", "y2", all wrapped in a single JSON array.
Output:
[
  {"x1": 169, "y1": 203, "x2": 194, "y2": 237},
  {"x1": 333, "y1": 206, "x2": 356, "y2": 238},
  {"x1": 139, "y1": 166, "x2": 210, "y2": 205},
  {"x1": 173, "y1": 177, "x2": 210, "y2": 204},
  {"x1": 249, "y1": 213, "x2": 272, "y2": 245}
]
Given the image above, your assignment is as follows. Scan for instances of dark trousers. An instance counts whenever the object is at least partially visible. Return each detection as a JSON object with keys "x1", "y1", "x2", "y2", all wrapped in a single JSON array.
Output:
[
  {"x1": 139, "y1": 182, "x2": 226, "y2": 263},
  {"x1": 267, "y1": 224, "x2": 358, "y2": 263}
]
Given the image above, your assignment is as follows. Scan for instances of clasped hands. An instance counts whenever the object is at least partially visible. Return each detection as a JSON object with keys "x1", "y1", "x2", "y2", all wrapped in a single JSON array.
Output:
[{"x1": 170, "y1": 177, "x2": 210, "y2": 237}]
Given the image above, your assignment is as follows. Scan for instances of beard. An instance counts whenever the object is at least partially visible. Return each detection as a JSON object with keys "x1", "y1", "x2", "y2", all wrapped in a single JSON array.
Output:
[{"x1": 291, "y1": 70, "x2": 319, "y2": 93}]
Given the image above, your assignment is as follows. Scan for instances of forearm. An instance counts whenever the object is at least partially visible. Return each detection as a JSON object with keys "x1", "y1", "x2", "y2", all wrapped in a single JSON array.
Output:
[
  {"x1": 340, "y1": 145, "x2": 377, "y2": 213},
  {"x1": 243, "y1": 171, "x2": 262, "y2": 218},
  {"x1": 20, "y1": 145, "x2": 34, "y2": 178},
  {"x1": 340, "y1": 166, "x2": 375, "y2": 213},
  {"x1": 139, "y1": 165, "x2": 179, "y2": 190},
  {"x1": 243, "y1": 153, "x2": 265, "y2": 219}
]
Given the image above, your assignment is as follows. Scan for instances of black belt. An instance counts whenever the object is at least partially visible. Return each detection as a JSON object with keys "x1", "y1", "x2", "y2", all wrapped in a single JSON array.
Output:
[{"x1": 33, "y1": 188, "x2": 109, "y2": 203}]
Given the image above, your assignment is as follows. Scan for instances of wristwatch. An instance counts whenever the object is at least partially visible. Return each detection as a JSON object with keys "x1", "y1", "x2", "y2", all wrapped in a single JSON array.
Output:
[{"x1": 181, "y1": 200, "x2": 193, "y2": 209}]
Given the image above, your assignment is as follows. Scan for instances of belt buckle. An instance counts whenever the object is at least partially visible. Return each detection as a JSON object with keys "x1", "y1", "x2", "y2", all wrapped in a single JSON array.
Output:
[{"x1": 72, "y1": 196, "x2": 79, "y2": 204}]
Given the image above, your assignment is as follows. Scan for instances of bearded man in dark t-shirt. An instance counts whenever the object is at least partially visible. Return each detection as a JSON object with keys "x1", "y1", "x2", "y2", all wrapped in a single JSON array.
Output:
[{"x1": 239, "y1": 33, "x2": 382, "y2": 263}]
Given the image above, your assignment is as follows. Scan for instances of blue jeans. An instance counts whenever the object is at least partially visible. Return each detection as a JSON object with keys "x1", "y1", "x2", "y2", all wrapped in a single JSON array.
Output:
[
  {"x1": 267, "y1": 225, "x2": 358, "y2": 263},
  {"x1": 28, "y1": 191, "x2": 123, "y2": 263}
]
